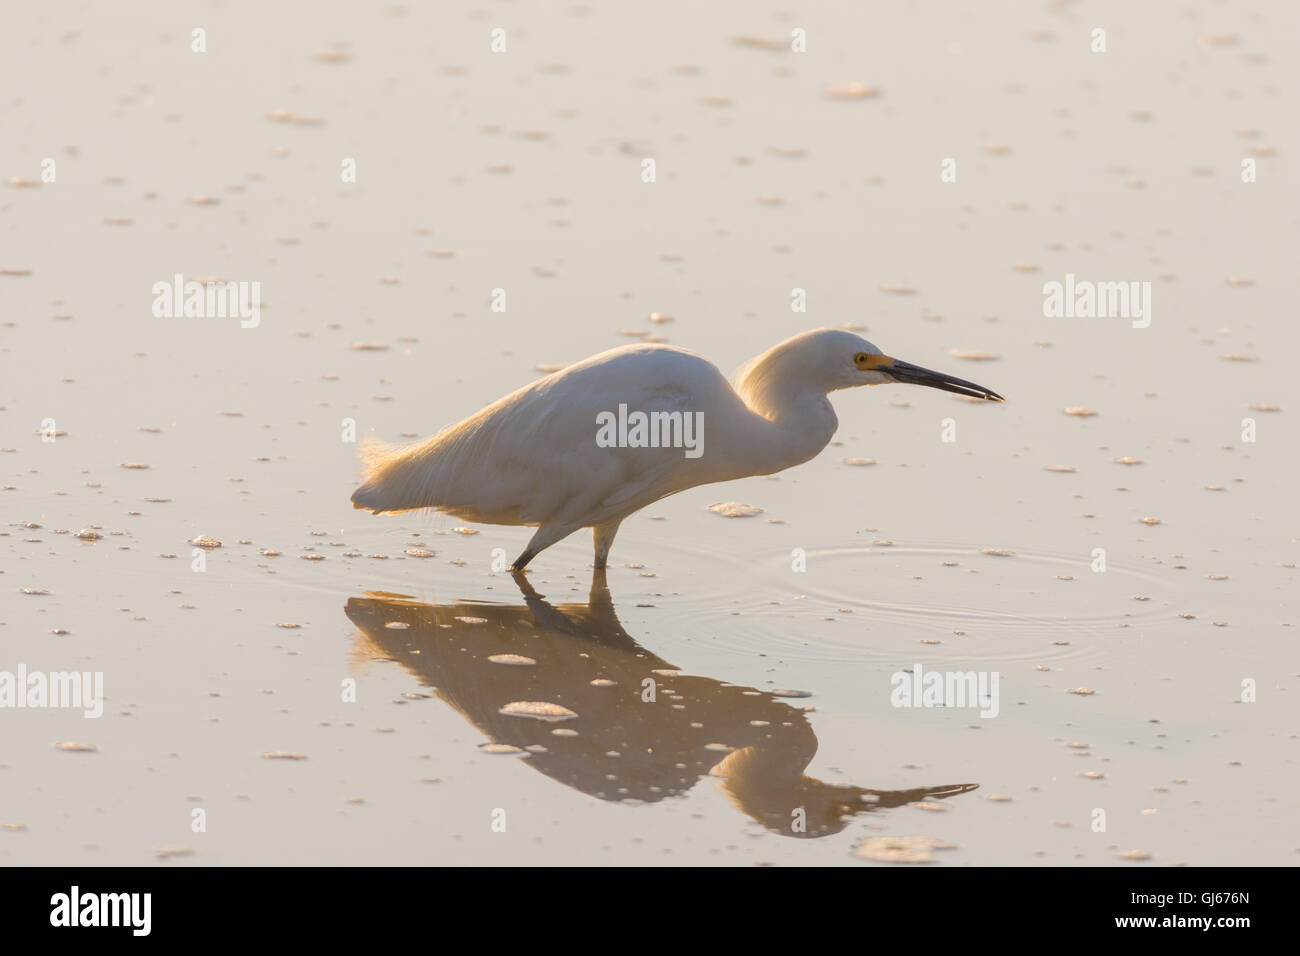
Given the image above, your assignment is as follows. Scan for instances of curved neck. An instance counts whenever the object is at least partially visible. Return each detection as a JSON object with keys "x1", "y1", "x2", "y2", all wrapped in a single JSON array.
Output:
[{"x1": 727, "y1": 364, "x2": 839, "y2": 477}]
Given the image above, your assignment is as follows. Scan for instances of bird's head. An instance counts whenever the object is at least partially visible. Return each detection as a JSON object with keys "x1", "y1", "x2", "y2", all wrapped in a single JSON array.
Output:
[
  {"x1": 811, "y1": 329, "x2": 1004, "y2": 401},
  {"x1": 736, "y1": 329, "x2": 1004, "y2": 419}
]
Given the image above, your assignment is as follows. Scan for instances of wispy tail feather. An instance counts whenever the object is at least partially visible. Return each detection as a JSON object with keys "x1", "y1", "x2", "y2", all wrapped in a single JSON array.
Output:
[
  {"x1": 351, "y1": 435, "x2": 436, "y2": 514},
  {"x1": 351, "y1": 390, "x2": 521, "y2": 518}
]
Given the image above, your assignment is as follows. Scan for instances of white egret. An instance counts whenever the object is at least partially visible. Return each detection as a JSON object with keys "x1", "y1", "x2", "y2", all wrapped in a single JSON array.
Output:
[{"x1": 351, "y1": 328, "x2": 1003, "y2": 570}]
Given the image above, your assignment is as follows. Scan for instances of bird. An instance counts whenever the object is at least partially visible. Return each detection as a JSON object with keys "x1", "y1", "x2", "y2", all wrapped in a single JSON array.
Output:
[{"x1": 351, "y1": 328, "x2": 1003, "y2": 571}]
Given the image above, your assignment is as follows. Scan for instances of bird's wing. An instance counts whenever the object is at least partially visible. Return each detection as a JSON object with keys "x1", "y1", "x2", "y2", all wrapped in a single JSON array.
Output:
[{"x1": 357, "y1": 343, "x2": 743, "y2": 527}]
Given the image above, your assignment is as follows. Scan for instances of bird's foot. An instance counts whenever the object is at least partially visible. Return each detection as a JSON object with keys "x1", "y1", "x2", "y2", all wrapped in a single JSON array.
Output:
[{"x1": 509, "y1": 548, "x2": 536, "y2": 573}]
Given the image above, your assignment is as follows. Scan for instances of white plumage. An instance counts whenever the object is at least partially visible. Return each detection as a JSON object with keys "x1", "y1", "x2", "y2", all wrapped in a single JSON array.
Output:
[{"x1": 351, "y1": 328, "x2": 1003, "y2": 570}]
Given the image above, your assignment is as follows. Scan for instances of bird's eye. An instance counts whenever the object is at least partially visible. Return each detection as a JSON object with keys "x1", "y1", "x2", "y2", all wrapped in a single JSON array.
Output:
[{"x1": 854, "y1": 352, "x2": 868, "y2": 366}]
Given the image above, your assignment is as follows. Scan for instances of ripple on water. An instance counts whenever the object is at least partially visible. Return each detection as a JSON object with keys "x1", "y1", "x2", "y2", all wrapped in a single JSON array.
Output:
[
  {"x1": 248, "y1": 525, "x2": 1180, "y2": 668},
  {"x1": 629, "y1": 539, "x2": 1183, "y2": 664}
]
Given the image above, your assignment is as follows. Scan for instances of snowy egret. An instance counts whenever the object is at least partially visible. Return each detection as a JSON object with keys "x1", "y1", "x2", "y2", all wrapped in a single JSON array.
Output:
[{"x1": 351, "y1": 328, "x2": 1003, "y2": 570}]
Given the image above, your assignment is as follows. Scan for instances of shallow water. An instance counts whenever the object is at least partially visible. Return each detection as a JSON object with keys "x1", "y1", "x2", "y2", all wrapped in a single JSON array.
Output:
[{"x1": 3, "y1": 1, "x2": 1297, "y2": 865}]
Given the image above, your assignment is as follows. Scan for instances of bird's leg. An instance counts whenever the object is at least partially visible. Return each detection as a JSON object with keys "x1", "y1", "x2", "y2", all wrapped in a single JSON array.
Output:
[
  {"x1": 587, "y1": 566, "x2": 611, "y2": 605},
  {"x1": 510, "y1": 523, "x2": 574, "y2": 571},
  {"x1": 592, "y1": 519, "x2": 622, "y2": 570}
]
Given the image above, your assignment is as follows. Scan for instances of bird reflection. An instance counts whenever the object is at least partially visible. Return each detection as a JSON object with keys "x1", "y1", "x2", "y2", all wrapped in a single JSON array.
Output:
[{"x1": 344, "y1": 571, "x2": 977, "y2": 838}]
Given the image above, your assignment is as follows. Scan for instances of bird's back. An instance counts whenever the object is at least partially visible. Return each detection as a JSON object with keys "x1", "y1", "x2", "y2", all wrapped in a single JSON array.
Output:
[{"x1": 351, "y1": 342, "x2": 748, "y2": 527}]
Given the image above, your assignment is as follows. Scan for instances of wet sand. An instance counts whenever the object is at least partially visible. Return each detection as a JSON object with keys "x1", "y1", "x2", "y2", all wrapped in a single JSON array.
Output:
[{"x1": 2, "y1": 1, "x2": 1297, "y2": 865}]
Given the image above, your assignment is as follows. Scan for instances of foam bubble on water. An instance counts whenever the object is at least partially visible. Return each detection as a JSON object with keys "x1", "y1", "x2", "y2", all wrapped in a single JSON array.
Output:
[
  {"x1": 55, "y1": 742, "x2": 97, "y2": 753},
  {"x1": 822, "y1": 82, "x2": 880, "y2": 100},
  {"x1": 852, "y1": 835, "x2": 955, "y2": 864},
  {"x1": 267, "y1": 109, "x2": 324, "y2": 126},
  {"x1": 479, "y1": 743, "x2": 525, "y2": 754},
  {"x1": 1118, "y1": 849, "x2": 1153, "y2": 861},
  {"x1": 500, "y1": 701, "x2": 578, "y2": 721},
  {"x1": 488, "y1": 654, "x2": 537, "y2": 666},
  {"x1": 731, "y1": 36, "x2": 787, "y2": 51}
]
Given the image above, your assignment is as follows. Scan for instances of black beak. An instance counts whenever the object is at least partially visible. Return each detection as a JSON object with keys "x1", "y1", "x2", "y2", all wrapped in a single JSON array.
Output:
[{"x1": 887, "y1": 359, "x2": 1004, "y2": 402}]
